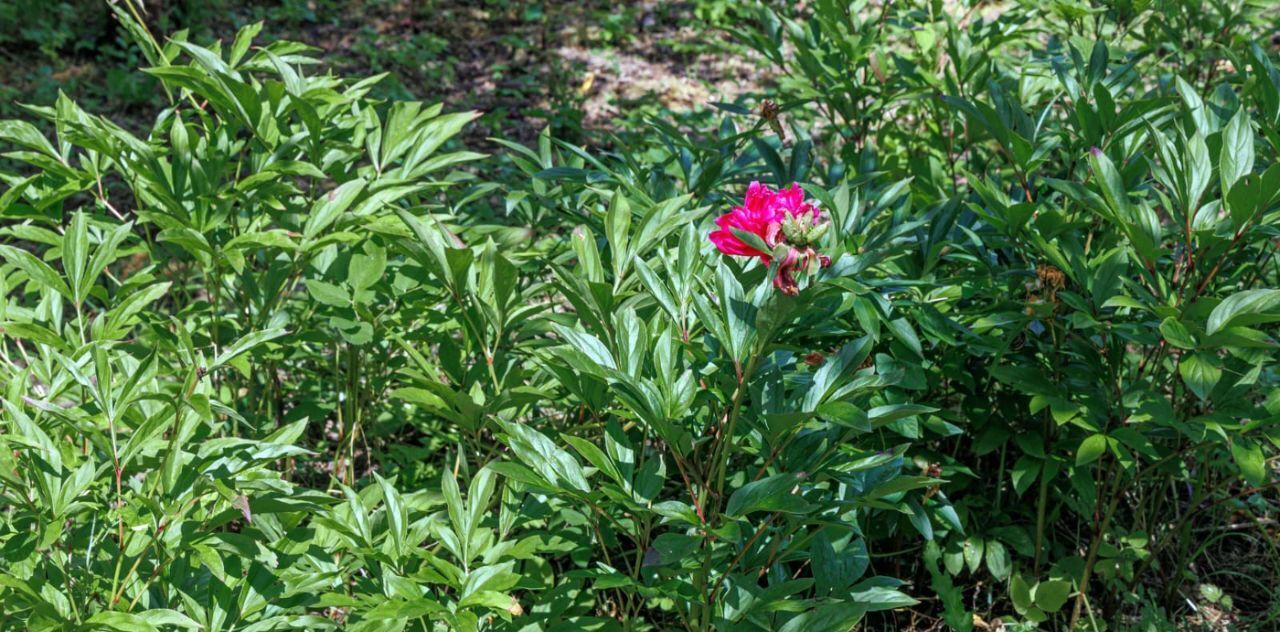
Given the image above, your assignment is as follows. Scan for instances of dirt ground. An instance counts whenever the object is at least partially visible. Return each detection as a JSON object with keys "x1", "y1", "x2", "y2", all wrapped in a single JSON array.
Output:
[{"x1": 0, "y1": 1, "x2": 772, "y2": 145}]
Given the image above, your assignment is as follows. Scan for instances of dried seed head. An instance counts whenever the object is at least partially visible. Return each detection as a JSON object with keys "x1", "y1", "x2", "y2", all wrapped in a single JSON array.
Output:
[
  {"x1": 759, "y1": 99, "x2": 785, "y2": 140},
  {"x1": 1036, "y1": 264, "x2": 1065, "y2": 292}
]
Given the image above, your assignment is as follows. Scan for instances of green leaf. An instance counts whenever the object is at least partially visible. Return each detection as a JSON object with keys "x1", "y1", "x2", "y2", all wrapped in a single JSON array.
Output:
[
  {"x1": 0, "y1": 120, "x2": 59, "y2": 157},
  {"x1": 862, "y1": 475, "x2": 938, "y2": 501},
  {"x1": 571, "y1": 226, "x2": 605, "y2": 284},
  {"x1": 1206, "y1": 289, "x2": 1280, "y2": 335},
  {"x1": 1076, "y1": 434, "x2": 1108, "y2": 466},
  {"x1": 229, "y1": 21, "x2": 263, "y2": 65},
  {"x1": 305, "y1": 178, "x2": 367, "y2": 238},
  {"x1": 1200, "y1": 583, "x2": 1225, "y2": 604},
  {"x1": 0, "y1": 245, "x2": 71, "y2": 300},
  {"x1": 83, "y1": 221, "x2": 131, "y2": 302},
  {"x1": 1220, "y1": 107, "x2": 1255, "y2": 193},
  {"x1": 852, "y1": 296, "x2": 881, "y2": 338},
  {"x1": 848, "y1": 586, "x2": 918, "y2": 611},
  {"x1": 1087, "y1": 147, "x2": 1130, "y2": 216},
  {"x1": 984, "y1": 540, "x2": 1011, "y2": 580},
  {"x1": 778, "y1": 603, "x2": 868, "y2": 632},
  {"x1": 1176, "y1": 77, "x2": 1211, "y2": 135},
  {"x1": 1033, "y1": 579, "x2": 1072, "y2": 612},
  {"x1": 1159, "y1": 317, "x2": 1196, "y2": 350},
  {"x1": 552, "y1": 324, "x2": 615, "y2": 371},
  {"x1": 332, "y1": 317, "x2": 373, "y2": 345},
  {"x1": 1010, "y1": 574, "x2": 1033, "y2": 613},
  {"x1": 485, "y1": 461, "x2": 551, "y2": 490},
  {"x1": 306, "y1": 279, "x2": 350, "y2": 307},
  {"x1": 634, "y1": 258, "x2": 679, "y2": 323},
  {"x1": 717, "y1": 261, "x2": 755, "y2": 364},
  {"x1": 211, "y1": 327, "x2": 288, "y2": 370},
  {"x1": 348, "y1": 244, "x2": 387, "y2": 292},
  {"x1": 1, "y1": 322, "x2": 69, "y2": 349},
  {"x1": 1230, "y1": 438, "x2": 1266, "y2": 486},
  {"x1": 86, "y1": 612, "x2": 160, "y2": 632},
  {"x1": 886, "y1": 317, "x2": 923, "y2": 358},
  {"x1": 373, "y1": 472, "x2": 407, "y2": 558},
  {"x1": 730, "y1": 227, "x2": 771, "y2": 256},
  {"x1": 605, "y1": 192, "x2": 633, "y2": 276},
  {"x1": 62, "y1": 212, "x2": 88, "y2": 304},
  {"x1": 1179, "y1": 353, "x2": 1221, "y2": 401},
  {"x1": 1225, "y1": 162, "x2": 1280, "y2": 229},
  {"x1": 867, "y1": 403, "x2": 937, "y2": 428},
  {"x1": 363, "y1": 597, "x2": 446, "y2": 621},
  {"x1": 1010, "y1": 455, "x2": 1041, "y2": 496},
  {"x1": 562, "y1": 434, "x2": 623, "y2": 486},
  {"x1": 725, "y1": 472, "x2": 812, "y2": 518},
  {"x1": 496, "y1": 419, "x2": 591, "y2": 493},
  {"x1": 963, "y1": 536, "x2": 984, "y2": 574},
  {"x1": 812, "y1": 534, "x2": 870, "y2": 597}
]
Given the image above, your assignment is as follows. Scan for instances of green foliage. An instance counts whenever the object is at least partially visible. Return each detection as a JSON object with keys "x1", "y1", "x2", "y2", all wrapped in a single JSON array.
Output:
[
  {"x1": 733, "y1": 0, "x2": 1280, "y2": 628},
  {"x1": 2, "y1": 0, "x2": 1280, "y2": 630}
]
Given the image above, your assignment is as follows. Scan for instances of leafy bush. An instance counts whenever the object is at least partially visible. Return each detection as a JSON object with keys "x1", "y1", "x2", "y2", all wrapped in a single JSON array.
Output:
[
  {"x1": 0, "y1": 9, "x2": 931, "y2": 630},
  {"x1": 1, "y1": 1, "x2": 1279, "y2": 631},
  {"x1": 734, "y1": 0, "x2": 1280, "y2": 627}
]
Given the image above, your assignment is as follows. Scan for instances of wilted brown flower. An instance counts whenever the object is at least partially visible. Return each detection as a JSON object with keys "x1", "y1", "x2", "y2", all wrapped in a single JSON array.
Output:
[
  {"x1": 759, "y1": 99, "x2": 785, "y2": 140},
  {"x1": 1036, "y1": 264, "x2": 1066, "y2": 295}
]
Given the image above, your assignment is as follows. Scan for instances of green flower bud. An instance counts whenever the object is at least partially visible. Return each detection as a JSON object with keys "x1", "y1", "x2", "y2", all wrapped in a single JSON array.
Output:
[
  {"x1": 781, "y1": 215, "x2": 807, "y2": 244},
  {"x1": 807, "y1": 220, "x2": 829, "y2": 243}
]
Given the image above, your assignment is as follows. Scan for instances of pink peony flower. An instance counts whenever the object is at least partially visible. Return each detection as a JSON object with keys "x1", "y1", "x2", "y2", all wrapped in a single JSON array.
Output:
[
  {"x1": 708, "y1": 182, "x2": 818, "y2": 263},
  {"x1": 709, "y1": 182, "x2": 832, "y2": 295}
]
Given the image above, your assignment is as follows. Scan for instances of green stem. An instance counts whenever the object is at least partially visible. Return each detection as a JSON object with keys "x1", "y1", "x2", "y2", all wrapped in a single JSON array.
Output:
[
  {"x1": 346, "y1": 343, "x2": 362, "y2": 485},
  {"x1": 694, "y1": 348, "x2": 761, "y2": 630},
  {"x1": 1068, "y1": 457, "x2": 1125, "y2": 630},
  {"x1": 1032, "y1": 410, "x2": 1054, "y2": 576}
]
